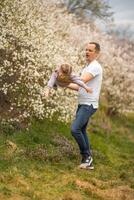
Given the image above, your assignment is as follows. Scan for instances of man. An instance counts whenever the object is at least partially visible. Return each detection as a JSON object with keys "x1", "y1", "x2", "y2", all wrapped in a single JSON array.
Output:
[{"x1": 68, "y1": 42, "x2": 103, "y2": 169}]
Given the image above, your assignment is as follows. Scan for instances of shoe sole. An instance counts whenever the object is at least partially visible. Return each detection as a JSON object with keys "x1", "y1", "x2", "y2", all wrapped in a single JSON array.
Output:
[
  {"x1": 79, "y1": 165, "x2": 94, "y2": 170},
  {"x1": 79, "y1": 157, "x2": 93, "y2": 169}
]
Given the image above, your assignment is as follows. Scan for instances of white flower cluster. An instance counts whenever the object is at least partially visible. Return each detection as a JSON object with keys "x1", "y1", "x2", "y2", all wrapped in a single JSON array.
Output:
[{"x1": 0, "y1": 0, "x2": 133, "y2": 125}]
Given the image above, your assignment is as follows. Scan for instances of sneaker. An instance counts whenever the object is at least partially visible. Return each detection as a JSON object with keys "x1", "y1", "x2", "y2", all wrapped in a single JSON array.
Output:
[{"x1": 79, "y1": 156, "x2": 94, "y2": 170}]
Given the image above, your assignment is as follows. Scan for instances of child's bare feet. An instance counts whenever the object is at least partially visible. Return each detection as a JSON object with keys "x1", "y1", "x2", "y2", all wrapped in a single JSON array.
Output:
[{"x1": 43, "y1": 89, "x2": 50, "y2": 98}]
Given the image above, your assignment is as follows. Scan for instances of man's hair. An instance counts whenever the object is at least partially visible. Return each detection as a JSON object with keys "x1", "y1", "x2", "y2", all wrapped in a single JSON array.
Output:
[
  {"x1": 89, "y1": 42, "x2": 100, "y2": 52},
  {"x1": 60, "y1": 64, "x2": 72, "y2": 75}
]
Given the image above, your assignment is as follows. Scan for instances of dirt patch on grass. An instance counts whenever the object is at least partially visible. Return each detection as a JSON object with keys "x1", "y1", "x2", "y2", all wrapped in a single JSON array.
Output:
[
  {"x1": 8, "y1": 195, "x2": 30, "y2": 200},
  {"x1": 62, "y1": 191, "x2": 83, "y2": 200},
  {"x1": 0, "y1": 194, "x2": 30, "y2": 200},
  {"x1": 76, "y1": 179, "x2": 134, "y2": 200}
]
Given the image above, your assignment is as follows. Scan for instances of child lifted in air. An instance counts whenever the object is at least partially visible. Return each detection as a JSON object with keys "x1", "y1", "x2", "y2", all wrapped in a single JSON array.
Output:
[{"x1": 46, "y1": 64, "x2": 92, "y2": 96}]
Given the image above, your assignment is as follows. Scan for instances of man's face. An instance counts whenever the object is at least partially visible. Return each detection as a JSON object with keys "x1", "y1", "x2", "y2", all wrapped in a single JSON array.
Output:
[{"x1": 85, "y1": 43, "x2": 98, "y2": 63}]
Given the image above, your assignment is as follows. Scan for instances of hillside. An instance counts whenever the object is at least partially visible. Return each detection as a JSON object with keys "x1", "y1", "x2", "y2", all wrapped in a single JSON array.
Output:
[{"x1": 0, "y1": 110, "x2": 134, "y2": 200}]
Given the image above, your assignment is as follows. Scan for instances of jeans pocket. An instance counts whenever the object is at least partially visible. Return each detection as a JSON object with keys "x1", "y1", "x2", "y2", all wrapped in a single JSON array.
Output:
[
  {"x1": 84, "y1": 104, "x2": 97, "y2": 116},
  {"x1": 91, "y1": 105, "x2": 97, "y2": 115}
]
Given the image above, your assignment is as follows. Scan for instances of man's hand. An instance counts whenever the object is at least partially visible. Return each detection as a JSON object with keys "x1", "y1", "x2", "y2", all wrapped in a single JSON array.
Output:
[{"x1": 86, "y1": 87, "x2": 92, "y2": 93}]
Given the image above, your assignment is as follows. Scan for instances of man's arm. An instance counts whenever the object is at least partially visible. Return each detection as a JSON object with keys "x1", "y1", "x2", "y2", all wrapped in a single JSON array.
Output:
[
  {"x1": 67, "y1": 72, "x2": 94, "y2": 91},
  {"x1": 70, "y1": 74, "x2": 92, "y2": 93},
  {"x1": 80, "y1": 72, "x2": 94, "y2": 83}
]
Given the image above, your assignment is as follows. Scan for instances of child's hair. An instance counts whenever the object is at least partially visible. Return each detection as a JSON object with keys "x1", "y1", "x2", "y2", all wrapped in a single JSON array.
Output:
[{"x1": 60, "y1": 64, "x2": 72, "y2": 75}]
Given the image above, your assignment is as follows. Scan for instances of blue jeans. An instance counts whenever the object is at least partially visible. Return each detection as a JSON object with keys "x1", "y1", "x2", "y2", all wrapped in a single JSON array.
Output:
[{"x1": 71, "y1": 104, "x2": 97, "y2": 158}]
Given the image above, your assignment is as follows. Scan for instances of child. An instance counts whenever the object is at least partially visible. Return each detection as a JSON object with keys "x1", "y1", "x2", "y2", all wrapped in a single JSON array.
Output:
[{"x1": 46, "y1": 64, "x2": 92, "y2": 96}]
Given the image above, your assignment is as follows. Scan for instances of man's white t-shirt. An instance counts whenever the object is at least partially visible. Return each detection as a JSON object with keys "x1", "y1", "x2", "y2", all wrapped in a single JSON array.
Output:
[{"x1": 78, "y1": 60, "x2": 103, "y2": 108}]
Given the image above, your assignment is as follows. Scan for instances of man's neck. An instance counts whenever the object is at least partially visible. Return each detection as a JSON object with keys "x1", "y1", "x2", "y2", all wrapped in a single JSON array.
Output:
[{"x1": 87, "y1": 59, "x2": 96, "y2": 64}]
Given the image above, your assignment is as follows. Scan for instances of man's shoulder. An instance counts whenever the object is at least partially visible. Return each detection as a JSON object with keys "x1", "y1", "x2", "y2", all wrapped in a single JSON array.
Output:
[
  {"x1": 88, "y1": 60, "x2": 101, "y2": 67},
  {"x1": 87, "y1": 60, "x2": 102, "y2": 71},
  {"x1": 83, "y1": 60, "x2": 102, "y2": 77}
]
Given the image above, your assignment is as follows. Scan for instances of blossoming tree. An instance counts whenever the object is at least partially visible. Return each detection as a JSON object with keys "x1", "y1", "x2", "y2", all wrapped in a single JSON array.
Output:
[{"x1": 0, "y1": 0, "x2": 133, "y2": 126}]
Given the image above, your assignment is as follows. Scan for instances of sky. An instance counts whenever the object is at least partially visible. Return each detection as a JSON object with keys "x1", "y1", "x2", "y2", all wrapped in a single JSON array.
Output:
[{"x1": 108, "y1": 0, "x2": 134, "y2": 31}]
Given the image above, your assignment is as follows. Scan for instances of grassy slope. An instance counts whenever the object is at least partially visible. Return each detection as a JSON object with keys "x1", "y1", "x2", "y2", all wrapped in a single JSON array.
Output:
[{"x1": 0, "y1": 110, "x2": 134, "y2": 200}]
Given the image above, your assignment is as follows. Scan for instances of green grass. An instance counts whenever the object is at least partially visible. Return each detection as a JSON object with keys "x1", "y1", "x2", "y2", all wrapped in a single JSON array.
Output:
[{"x1": 0, "y1": 111, "x2": 134, "y2": 200}]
